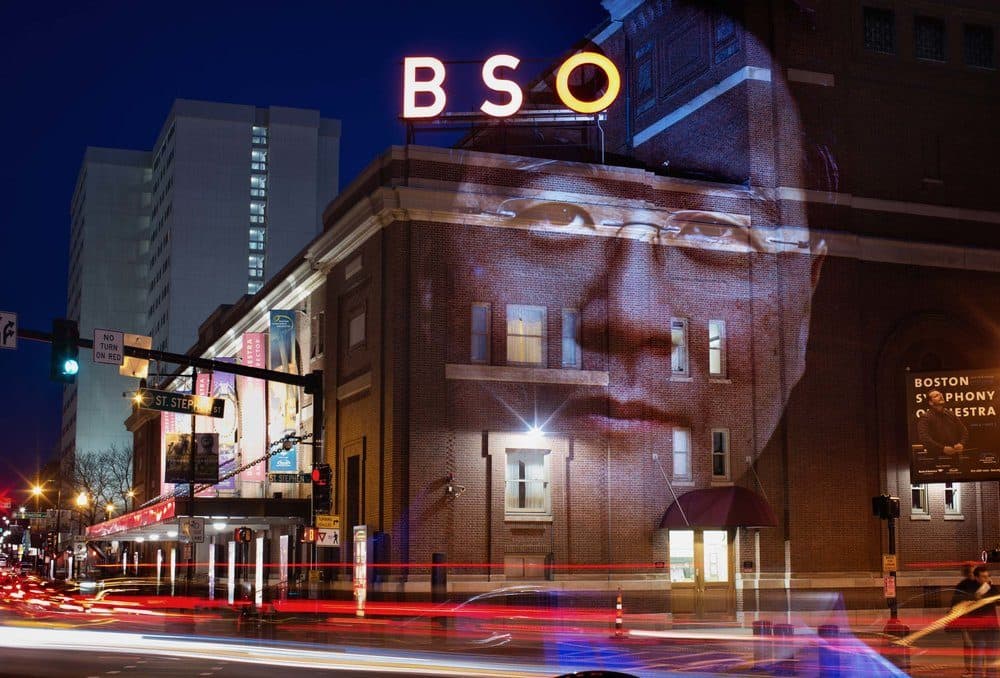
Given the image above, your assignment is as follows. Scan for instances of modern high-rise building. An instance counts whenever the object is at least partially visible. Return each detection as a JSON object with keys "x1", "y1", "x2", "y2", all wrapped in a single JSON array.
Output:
[{"x1": 62, "y1": 99, "x2": 341, "y2": 464}]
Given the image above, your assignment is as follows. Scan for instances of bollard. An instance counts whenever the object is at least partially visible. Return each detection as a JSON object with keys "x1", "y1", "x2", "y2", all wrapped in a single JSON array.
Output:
[
  {"x1": 752, "y1": 620, "x2": 773, "y2": 666},
  {"x1": 883, "y1": 619, "x2": 911, "y2": 672},
  {"x1": 613, "y1": 588, "x2": 626, "y2": 638},
  {"x1": 817, "y1": 624, "x2": 839, "y2": 677},
  {"x1": 431, "y1": 553, "x2": 447, "y2": 603},
  {"x1": 772, "y1": 623, "x2": 796, "y2": 676}
]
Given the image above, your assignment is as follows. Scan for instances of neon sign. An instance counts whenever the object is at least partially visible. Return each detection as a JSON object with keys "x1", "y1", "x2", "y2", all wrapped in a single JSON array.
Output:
[{"x1": 403, "y1": 52, "x2": 621, "y2": 119}]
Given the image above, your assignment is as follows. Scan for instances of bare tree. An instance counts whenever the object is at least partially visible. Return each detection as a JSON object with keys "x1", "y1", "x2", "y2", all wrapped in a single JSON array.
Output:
[{"x1": 72, "y1": 445, "x2": 133, "y2": 526}]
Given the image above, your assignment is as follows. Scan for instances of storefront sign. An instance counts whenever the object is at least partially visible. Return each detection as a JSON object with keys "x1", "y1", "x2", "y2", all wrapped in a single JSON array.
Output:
[
  {"x1": 907, "y1": 369, "x2": 1000, "y2": 482},
  {"x1": 403, "y1": 51, "x2": 621, "y2": 119}
]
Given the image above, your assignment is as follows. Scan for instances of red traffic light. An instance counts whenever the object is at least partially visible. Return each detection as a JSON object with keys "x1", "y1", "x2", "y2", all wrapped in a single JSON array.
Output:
[{"x1": 311, "y1": 468, "x2": 321, "y2": 483}]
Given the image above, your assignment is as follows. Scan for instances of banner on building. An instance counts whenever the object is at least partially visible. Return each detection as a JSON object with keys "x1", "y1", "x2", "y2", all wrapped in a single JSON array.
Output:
[
  {"x1": 268, "y1": 310, "x2": 300, "y2": 447},
  {"x1": 907, "y1": 369, "x2": 1000, "y2": 482},
  {"x1": 212, "y1": 358, "x2": 238, "y2": 492},
  {"x1": 239, "y1": 333, "x2": 267, "y2": 482},
  {"x1": 164, "y1": 432, "x2": 220, "y2": 484}
]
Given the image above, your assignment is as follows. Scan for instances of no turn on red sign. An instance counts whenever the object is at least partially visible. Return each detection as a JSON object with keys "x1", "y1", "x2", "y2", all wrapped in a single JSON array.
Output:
[{"x1": 93, "y1": 328, "x2": 124, "y2": 365}]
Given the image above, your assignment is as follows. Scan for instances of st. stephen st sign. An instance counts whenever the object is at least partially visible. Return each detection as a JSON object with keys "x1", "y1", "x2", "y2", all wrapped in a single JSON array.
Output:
[{"x1": 402, "y1": 52, "x2": 622, "y2": 119}]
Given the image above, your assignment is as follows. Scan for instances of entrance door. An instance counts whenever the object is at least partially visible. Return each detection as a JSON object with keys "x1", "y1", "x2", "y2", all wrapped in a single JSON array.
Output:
[{"x1": 668, "y1": 529, "x2": 734, "y2": 619}]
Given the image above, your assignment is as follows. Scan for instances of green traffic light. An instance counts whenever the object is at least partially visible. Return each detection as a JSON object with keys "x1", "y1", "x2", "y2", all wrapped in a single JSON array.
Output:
[{"x1": 62, "y1": 358, "x2": 79, "y2": 376}]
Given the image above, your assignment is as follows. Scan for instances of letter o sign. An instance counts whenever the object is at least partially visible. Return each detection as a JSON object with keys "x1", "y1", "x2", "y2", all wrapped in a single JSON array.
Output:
[{"x1": 555, "y1": 52, "x2": 622, "y2": 114}]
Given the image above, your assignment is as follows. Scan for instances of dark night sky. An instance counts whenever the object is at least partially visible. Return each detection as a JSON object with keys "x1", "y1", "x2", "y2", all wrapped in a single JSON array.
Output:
[{"x1": 0, "y1": 1, "x2": 608, "y2": 500}]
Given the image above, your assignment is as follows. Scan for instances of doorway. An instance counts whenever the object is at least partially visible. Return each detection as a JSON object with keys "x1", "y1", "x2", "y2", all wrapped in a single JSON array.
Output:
[{"x1": 668, "y1": 529, "x2": 735, "y2": 618}]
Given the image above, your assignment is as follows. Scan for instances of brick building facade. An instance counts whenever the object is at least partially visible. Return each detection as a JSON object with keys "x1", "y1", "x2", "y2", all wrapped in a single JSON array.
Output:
[{"x1": 103, "y1": 0, "x2": 1000, "y2": 616}]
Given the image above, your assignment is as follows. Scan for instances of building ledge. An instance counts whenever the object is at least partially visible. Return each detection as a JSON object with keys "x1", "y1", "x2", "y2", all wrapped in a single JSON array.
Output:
[
  {"x1": 337, "y1": 372, "x2": 371, "y2": 400},
  {"x1": 445, "y1": 363, "x2": 609, "y2": 386}
]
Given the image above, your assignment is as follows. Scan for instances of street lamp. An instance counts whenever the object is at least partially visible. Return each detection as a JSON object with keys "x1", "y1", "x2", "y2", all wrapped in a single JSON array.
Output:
[{"x1": 105, "y1": 503, "x2": 115, "y2": 520}]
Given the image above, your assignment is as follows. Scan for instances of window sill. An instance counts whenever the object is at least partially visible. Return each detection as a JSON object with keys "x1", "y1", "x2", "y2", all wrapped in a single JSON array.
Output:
[
  {"x1": 709, "y1": 377, "x2": 732, "y2": 384},
  {"x1": 445, "y1": 363, "x2": 609, "y2": 386},
  {"x1": 910, "y1": 513, "x2": 931, "y2": 521},
  {"x1": 504, "y1": 515, "x2": 553, "y2": 523},
  {"x1": 944, "y1": 514, "x2": 965, "y2": 521},
  {"x1": 670, "y1": 376, "x2": 693, "y2": 382},
  {"x1": 672, "y1": 480, "x2": 695, "y2": 487},
  {"x1": 711, "y1": 479, "x2": 733, "y2": 486}
]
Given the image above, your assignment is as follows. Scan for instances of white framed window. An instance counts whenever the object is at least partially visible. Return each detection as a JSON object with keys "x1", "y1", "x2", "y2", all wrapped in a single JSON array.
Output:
[
  {"x1": 348, "y1": 309, "x2": 366, "y2": 349},
  {"x1": 561, "y1": 309, "x2": 581, "y2": 368},
  {"x1": 470, "y1": 303, "x2": 491, "y2": 363},
  {"x1": 708, "y1": 319, "x2": 726, "y2": 378},
  {"x1": 250, "y1": 201, "x2": 266, "y2": 216},
  {"x1": 911, "y1": 484, "x2": 929, "y2": 515},
  {"x1": 671, "y1": 318, "x2": 689, "y2": 375},
  {"x1": 711, "y1": 429, "x2": 730, "y2": 480},
  {"x1": 507, "y1": 305, "x2": 546, "y2": 366},
  {"x1": 945, "y1": 482, "x2": 961, "y2": 515},
  {"x1": 672, "y1": 427, "x2": 691, "y2": 480},
  {"x1": 505, "y1": 449, "x2": 551, "y2": 517}
]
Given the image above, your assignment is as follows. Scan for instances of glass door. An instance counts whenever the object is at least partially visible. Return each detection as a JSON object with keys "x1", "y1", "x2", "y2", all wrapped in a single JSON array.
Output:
[{"x1": 668, "y1": 529, "x2": 734, "y2": 618}]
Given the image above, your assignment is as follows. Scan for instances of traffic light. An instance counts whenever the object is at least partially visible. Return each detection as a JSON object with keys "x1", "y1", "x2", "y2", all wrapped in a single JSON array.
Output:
[
  {"x1": 50, "y1": 319, "x2": 80, "y2": 383},
  {"x1": 871, "y1": 494, "x2": 900, "y2": 520},
  {"x1": 233, "y1": 527, "x2": 253, "y2": 543},
  {"x1": 312, "y1": 463, "x2": 332, "y2": 513}
]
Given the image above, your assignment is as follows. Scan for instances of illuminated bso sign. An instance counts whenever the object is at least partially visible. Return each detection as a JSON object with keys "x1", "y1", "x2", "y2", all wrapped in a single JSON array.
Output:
[
  {"x1": 403, "y1": 52, "x2": 621, "y2": 119},
  {"x1": 907, "y1": 369, "x2": 1000, "y2": 482}
]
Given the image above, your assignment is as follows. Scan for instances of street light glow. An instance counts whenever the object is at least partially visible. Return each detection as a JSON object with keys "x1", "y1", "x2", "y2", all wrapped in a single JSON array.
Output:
[{"x1": 76, "y1": 492, "x2": 88, "y2": 508}]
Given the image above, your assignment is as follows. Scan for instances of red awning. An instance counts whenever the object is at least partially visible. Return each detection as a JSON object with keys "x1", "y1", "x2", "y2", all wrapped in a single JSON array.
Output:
[{"x1": 659, "y1": 486, "x2": 778, "y2": 529}]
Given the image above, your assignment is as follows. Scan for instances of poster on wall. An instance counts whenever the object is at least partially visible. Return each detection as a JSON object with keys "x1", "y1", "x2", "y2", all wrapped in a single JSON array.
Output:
[
  {"x1": 164, "y1": 432, "x2": 220, "y2": 484},
  {"x1": 160, "y1": 408, "x2": 188, "y2": 495},
  {"x1": 907, "y1": 369, "x2": 1000, "y2": 482}
]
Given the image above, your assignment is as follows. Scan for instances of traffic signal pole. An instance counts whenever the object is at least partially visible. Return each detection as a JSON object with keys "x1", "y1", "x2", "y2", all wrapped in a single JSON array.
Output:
[
  {"x1": 18, "y1": 326, "x2": 319, "y2": 390},
  {"x1": 19, "y1": 324, "x2": 325, "y2": 584}
]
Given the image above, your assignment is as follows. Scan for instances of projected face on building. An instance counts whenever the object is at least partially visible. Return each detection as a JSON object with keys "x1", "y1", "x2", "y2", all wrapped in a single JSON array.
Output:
[{"x1": 417, "y1": 21, "x2": 826, "y2": 459}]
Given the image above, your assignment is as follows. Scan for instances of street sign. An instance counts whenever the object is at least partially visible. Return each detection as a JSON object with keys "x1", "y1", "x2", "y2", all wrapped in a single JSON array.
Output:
[
  {"x1": 93, "y1": 328, "x2": 124, "y2": 365},
  {"x1": 883, "y1": 575, "x2": 896, "y2": 599},
  {"x1": 179, "y1": 517, "x2": 205, "y2": 543},
  {"x1": 141, "y1": 388, "x2": 225, "y2": 418},
  {"x1": 0, "y1": 311, "x2": 16, "y2": 350},
  {"x1": 22, "y1": 512, "x2": 46, "y2": 519},
  {"x1": 316, "y1": 514, "x2": 340, "y2": 530},
  {"x1": 120, "y1": 333, "x2": 152, "y2": 378},
  {"x1": 268, "y1": 472, "x2": 308, "y2": 484},
  {"x1": 882, "y1": 554, "x2": 898, "y2": 574},
  {"x1": 317, "y1": 529, "x2": 341, "y2": 547}
]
